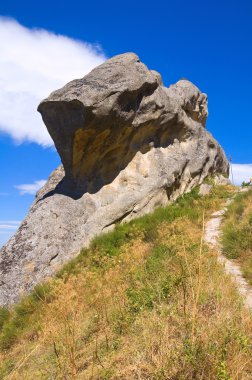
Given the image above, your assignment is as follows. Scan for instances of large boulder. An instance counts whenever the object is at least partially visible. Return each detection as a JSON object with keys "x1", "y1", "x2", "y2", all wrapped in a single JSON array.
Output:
[{"x1": 0, "y1": 53, "x2": 229, "y2": 306}]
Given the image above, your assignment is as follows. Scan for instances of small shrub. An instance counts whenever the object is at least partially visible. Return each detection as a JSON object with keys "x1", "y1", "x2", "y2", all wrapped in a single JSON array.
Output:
[{"x1": 241, "y1": 181, "x2": 251, "y2": 187}]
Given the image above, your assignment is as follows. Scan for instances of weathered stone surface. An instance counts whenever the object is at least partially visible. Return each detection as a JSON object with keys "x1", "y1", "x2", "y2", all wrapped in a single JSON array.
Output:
[
  {"x1": 214, "y1": 174, "x2": 231, "y2": 186},
  {"x1": 199, "y1": 184, "x2": 213, "y2": 196},
  {"x1": 0, "y1": 53, "x2": 229, "y2": 306}
]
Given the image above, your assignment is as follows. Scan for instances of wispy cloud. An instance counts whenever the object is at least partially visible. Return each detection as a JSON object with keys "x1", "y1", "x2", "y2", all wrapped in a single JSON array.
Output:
[
  {"x1": 0, "y1": 17, "x2": 106, "y2": 146},
  {"x1": 15, "y1": 179, "x2": 47, "y2": 195},
  {"x1": 230, "y1": 163, "x2": 252, "y2": 185},
  {"x1": 0, "y1": 192, "x2": 8, "y2": 196},
  {"x1": 0, "y1": 224, "x2": 19, "y2": 229},
  {"x1": 0, "y1": 221, "x2": 21, "y2": 228},
  {"x1": 0, "y1": 221, "x2": 20, "y2": 247},
  {"x1": 0, "y1": 221, "x2": 21, "y2": 224}
]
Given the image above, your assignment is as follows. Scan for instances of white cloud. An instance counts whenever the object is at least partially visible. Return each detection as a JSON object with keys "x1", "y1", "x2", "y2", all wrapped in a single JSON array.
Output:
[
  {"x1": 230, "y1": 163, "x2": 252, "y2": 185},
  {"x1": 15, "y1": 179, "x2": 47, "y2": 195},
  {"x1": 0, "y1": 221, "x2": 20, "y2": 248},
  {"x1": 0, "y1": 221, "x2": 20, "y2": 230},
  {"x1": 0, "y1": 17, "x2": 106, "y2": 146},
  {"x1": 0, "y1": 224, "x2": 19, "y2": 229},
  {"x1": 0, "y1": 221, "x2": 21, "y2": 224}
]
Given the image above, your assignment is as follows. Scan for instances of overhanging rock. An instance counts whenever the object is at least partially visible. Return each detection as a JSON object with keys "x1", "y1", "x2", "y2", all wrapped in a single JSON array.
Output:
[{"x1": 0, "y1": 53, "x2": 229, "y2": 306}]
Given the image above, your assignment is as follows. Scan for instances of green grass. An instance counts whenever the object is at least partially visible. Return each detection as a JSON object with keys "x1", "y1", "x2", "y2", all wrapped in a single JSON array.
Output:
[
  {"x1": 0, "y1": 309, "x2": 10, "y2": 331},
  {"x1": 126, "y1": 245, "x2": 179, "y2": 314},
  {"x1": 222, "y1": 188, "x2": 252, "y2": 283},
  {"x1": 0, "y1": 184, "x2": 232, "y2": 355},
  {"x1": 0, "y1": 359, "x2": 15, "y2": 380},
  {"x1": 1, "y1": 182, "x2": 251, "y2": 379},
  {"x1": 57, "y1": 187, "x2": 204, "y2": 278},
  {"x1": 0, "y1": 283, "x2": 53, "y2": 351}
]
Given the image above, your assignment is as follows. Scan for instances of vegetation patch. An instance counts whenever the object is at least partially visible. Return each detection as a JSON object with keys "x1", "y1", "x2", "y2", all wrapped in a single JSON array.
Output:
[
  {"x1": 222, "y1": 188, "x2": 252, "y2": 284},
  {"x1": 1, "y1": 184, "x2": 250, "y2": 380}
]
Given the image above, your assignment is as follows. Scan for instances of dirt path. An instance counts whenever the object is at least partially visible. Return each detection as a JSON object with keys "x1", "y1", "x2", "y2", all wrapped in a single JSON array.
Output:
[{"x1": 204, "y1": 192, "x2": 252, "y2": 310}]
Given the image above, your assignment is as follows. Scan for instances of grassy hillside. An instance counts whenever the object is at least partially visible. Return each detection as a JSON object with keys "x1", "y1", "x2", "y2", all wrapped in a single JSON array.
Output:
[
  {"x1": 222, "y1": 188, "x2": 252, "y2": 285},
  {"x1": 0, "y1": 184, "x2": 252, "y2": 379}
]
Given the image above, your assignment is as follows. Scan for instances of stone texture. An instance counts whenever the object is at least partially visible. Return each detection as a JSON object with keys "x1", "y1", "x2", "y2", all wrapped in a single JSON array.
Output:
[
  {"x1": 199, "y1": 184, "x2": 213, "y2": 196},
  {"x1": 213, "y1": 174, "x2": 231, "y2": 186},
  {"x1": 0, "y1": 53, "x2": 229, "y2": 306}
]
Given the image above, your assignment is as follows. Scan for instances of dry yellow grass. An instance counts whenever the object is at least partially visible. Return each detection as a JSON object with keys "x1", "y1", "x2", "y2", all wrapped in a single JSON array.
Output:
[{"x1": 1, "y1": 185, "x2": 252, "y2": 380}]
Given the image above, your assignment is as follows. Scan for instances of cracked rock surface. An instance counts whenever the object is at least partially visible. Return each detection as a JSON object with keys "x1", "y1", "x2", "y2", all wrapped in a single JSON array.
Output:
[{"x1": 0, "y1": 53, "x2": 229, "y2": 306}]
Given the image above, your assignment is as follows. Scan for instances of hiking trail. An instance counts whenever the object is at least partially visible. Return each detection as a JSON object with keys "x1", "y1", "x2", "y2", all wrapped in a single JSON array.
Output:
[{"x1": 204, "y1": 188, "x2": 252, "y2": 309}]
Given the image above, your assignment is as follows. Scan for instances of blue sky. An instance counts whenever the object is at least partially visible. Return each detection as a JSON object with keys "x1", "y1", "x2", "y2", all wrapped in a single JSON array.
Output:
[{"x1": 0, "y1": 0, "x2": 251, "y2": 246}]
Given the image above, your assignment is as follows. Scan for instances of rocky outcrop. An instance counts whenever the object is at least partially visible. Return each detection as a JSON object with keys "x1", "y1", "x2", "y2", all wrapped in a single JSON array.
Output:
[{"x1": 0, "y1": 53, "x2": 229, "y2": 306}]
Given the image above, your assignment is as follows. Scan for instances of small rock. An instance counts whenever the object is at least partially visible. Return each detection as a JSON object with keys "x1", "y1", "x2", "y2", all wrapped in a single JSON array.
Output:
[{"x1": 199, "y1": 184, "x2": 213, "y2": 196}]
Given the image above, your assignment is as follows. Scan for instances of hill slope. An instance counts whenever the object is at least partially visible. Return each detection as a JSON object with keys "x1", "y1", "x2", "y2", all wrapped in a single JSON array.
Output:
[{"x1": 0, "y1": 184, "x2": 252, "y2": 380}]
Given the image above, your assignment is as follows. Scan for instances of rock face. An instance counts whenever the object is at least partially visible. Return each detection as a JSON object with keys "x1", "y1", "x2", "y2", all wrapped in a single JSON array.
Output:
[{"x1": 0, "y1": 53, "x2": 229, "y2": 306}]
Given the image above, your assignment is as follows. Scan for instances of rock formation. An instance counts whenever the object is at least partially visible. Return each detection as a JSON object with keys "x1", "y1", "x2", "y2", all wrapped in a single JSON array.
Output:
[{"x1": 0, "y1": 53, "x2": 229, "y2": 306}]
